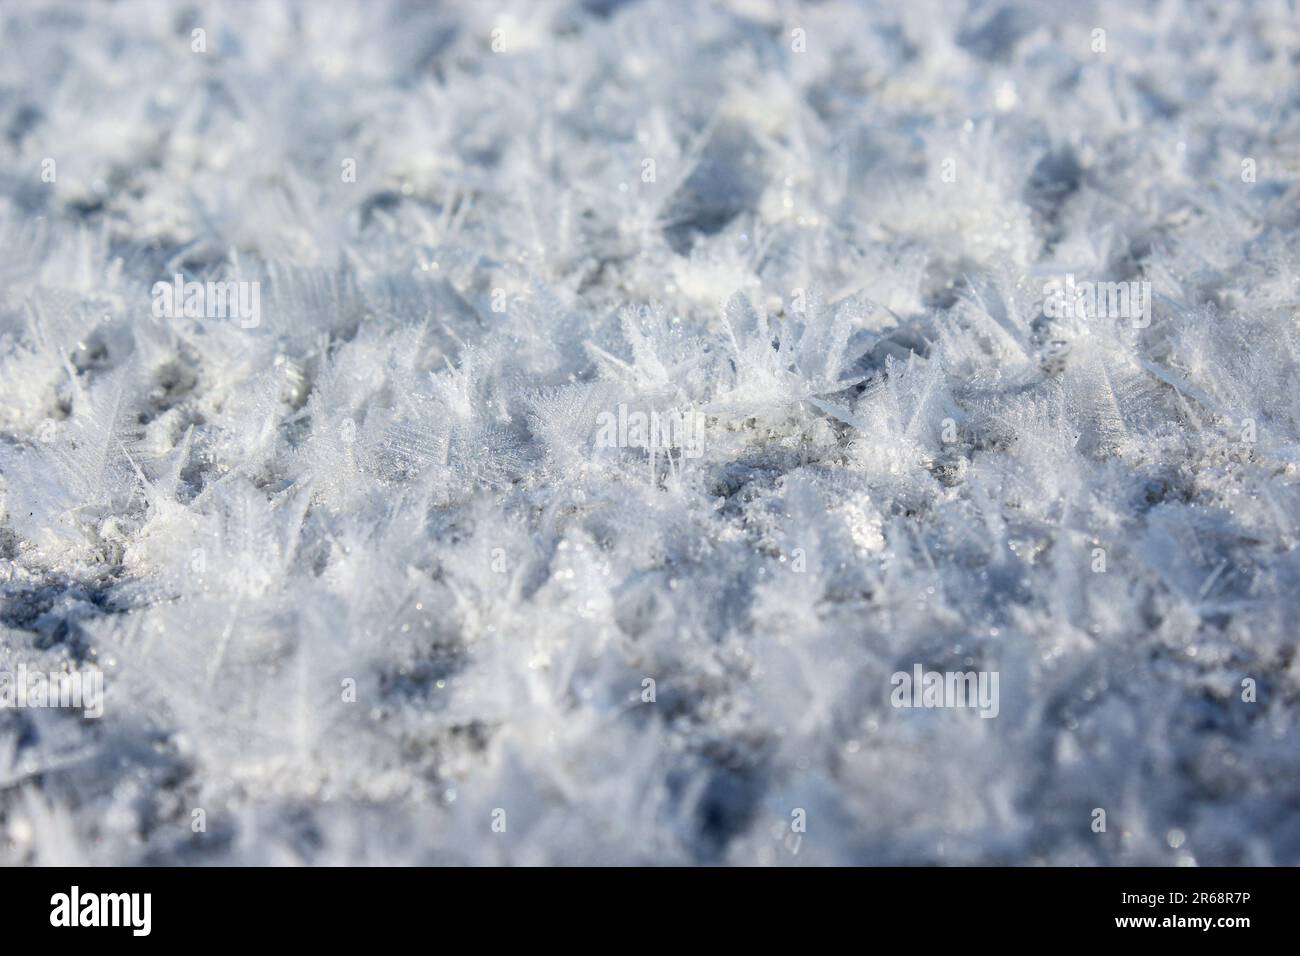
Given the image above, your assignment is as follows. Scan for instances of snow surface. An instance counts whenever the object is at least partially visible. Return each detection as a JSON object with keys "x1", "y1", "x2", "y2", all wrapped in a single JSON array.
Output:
[{"x1": 0, "y1": 0, "x2": 1298, "y2": 865}]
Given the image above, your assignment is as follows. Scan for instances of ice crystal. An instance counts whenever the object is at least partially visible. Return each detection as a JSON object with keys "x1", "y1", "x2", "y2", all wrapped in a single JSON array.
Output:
[{"x1": 0, "y1": 0, "x2": 1297, "y2": 865}]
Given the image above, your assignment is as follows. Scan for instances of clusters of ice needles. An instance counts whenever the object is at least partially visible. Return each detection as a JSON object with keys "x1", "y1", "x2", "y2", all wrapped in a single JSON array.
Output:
[{"x1": 0, "y1": 0, "x2": 1297, "y2": 864}]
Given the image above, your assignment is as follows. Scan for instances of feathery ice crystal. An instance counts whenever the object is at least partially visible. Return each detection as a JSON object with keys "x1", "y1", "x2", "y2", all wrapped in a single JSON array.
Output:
[{"x1": 0, "y1": 0, "x2": 1298, "y2": 865}]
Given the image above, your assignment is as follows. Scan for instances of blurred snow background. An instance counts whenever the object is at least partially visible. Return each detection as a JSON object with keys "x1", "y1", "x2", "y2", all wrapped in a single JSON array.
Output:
[{"x1": 0, "y1": 0, "x2": 1298, "y2": 865}]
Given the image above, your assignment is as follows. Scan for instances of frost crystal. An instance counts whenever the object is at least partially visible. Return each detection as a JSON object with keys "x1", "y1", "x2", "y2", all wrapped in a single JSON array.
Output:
[{"x1": 0, "y1": 0, "x2": 1297, "y2": 866}]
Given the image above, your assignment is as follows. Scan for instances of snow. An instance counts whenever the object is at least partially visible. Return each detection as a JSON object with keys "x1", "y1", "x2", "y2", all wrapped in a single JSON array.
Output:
[{"x1": 0, "y1": 0, "x2": 1297, "y2": 865}]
